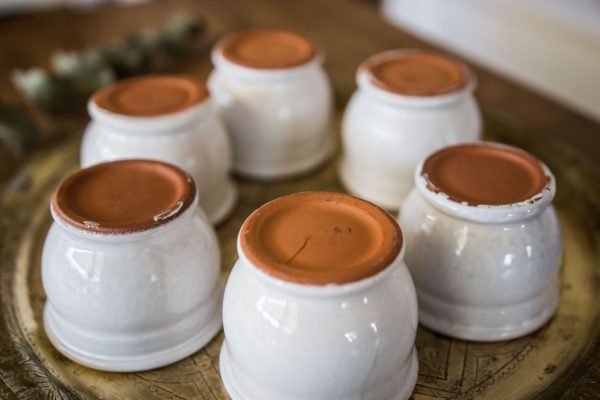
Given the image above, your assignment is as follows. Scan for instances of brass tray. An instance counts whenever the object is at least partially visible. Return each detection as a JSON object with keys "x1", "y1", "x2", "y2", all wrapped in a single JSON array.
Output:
[{"x1": 1, "y1": 108, "x2": 599, "y2": 399}]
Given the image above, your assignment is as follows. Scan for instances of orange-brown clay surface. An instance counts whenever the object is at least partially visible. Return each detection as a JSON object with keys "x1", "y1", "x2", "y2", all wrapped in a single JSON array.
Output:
[
  {"x1": 219, "y1": 29, "x2": 316, "y2": 69},
  {"x1": 92, "y1": 75, "x2": 208, "y2": 117},
  {"x1": 240, "y1": 192, "x2": 402, "y2": 285},
  {"x1": 53, "y1": 160, "x2": 195, "y2": 234},
  {"x1": 422, "y1": 143, "x2": 550, "y2": 206},
  {"x1": 364, "y1": 50, "x2": 469, "y2": 96}
]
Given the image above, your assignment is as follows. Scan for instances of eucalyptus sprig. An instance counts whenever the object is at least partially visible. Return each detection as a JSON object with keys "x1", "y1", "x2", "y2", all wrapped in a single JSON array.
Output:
[{"x1": 11, "y1": 12, "x2": 205, "y2": 115}]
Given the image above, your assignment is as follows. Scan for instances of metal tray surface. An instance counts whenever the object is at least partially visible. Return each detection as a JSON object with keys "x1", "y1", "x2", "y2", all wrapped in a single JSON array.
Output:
[{"x1": 0, "y1": 112, "x2": 599, "y2": 399}]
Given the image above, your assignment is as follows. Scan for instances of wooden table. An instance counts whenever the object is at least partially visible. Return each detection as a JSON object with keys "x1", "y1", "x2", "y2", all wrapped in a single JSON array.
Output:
[{"x1": 0, "y1": 1, "x2": 598, "y2": 399}]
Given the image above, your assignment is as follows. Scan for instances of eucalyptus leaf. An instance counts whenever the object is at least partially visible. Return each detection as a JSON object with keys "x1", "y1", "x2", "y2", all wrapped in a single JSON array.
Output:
[
  {"x1": 11, "y1": 69, "x2": 79, "y2": 113},
  {"x1": 0, "y1": 105, "x2": 39, "y2": 155}
]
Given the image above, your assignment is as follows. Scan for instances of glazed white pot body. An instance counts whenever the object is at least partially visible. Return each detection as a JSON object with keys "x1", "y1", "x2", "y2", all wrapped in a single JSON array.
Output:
[
  {"x1": 399, "y1": 171, "x2": 562, "y2": 341},
  {"x1": 42, "y1": 203, "x2": 223, "y2": 371},
  {"x1": 220, "y1": 241, "x2": 419, "y2": 400},
  {"x1": 208, "y1": 54, "x2": 334, "y2": 179},
  {"x1": 340, "y1": 64, "x2": 481, "y2": 210},
  {"x1": 81, "y1": 101, "x2": 236, "y2": 225}
]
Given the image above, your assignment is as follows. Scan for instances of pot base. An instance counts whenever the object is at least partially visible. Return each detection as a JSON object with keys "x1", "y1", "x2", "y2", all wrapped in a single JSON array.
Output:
[
  {"x1": 43, "y1": 281, "x2": 225, "y2": 372},
  {"x1": 233, "y1": 136, "x2": 334, "y2": 181},
  {"x1": 204, "y1": 180, "x2": 238, "y2": 226},
  {"x1": 417, "y1": 281, "x2": 559, "y2": 341},
  {"x1": 219, "y1": 341, "x2": 419, "y2": 400},
  {"x1": 339, "y1": 159, "x2": 410, "y2": 211}
]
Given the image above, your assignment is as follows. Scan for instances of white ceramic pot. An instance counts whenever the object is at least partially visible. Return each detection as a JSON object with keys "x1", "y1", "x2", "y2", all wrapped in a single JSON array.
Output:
[
  {"x1": 340, "y1": 49, "x2": 482, "y2": 210},
  {"x1": 42, "y1": 160, "x2": 223, "y2": 371},
  {"x1": 81, "y1": 75, "x2": 237, "y2": 225},
  {"x1": 399, "y1": 142, "x2": 562, "y2": 341},
  {"x1": 220, "y1": 192, "x2": 418, "y2": 400},
  {"x1": 208, "y1": 30, "x2": 334, "y2": 179}
]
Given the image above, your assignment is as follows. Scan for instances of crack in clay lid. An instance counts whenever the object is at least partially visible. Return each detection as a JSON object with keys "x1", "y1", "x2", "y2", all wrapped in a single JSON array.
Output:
[
  {"x1": 52, "y1": 160, "x2": 195, "y2": 234},
  {"x1": 422, "y1": 142, "x2": 550, "y2": 206},
  {"x1": 363, "y1": 50, "x2": 469, "y2": 97},
  {"x1": 240, "y1": 192, "x2": 403, "y2": 285},
  {"x1": 92, "y1": 75, "x2": 209, "y2": 117},
  {"x1": 218, "y1": 29, "x2": 316, "y2": 69}
]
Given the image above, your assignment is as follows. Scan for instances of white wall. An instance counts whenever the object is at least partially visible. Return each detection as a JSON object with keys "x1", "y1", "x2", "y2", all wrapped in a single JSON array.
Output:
[{"x1": 382, "y1": 0, "x2": 600, "y2": 123}]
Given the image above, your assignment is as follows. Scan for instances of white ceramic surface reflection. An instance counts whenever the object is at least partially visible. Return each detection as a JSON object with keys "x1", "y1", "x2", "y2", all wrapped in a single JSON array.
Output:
[
  {"x1": 399, "y1": 145, "x2": 562, "y2": 341},
  {"x1": 81, "y1": 82, "x2": 237, "y2": 225},
  {"x1": 340, "y1": 49, "x2": 482, "y2": 210},
  {"x1": 208, "y1": 42, "x2": 334, "y2": 179},
  {"x1": 42, "y1": 198, "x2": 223, "y2": 371},
  {"x1": 220, "y1": 237, "x2": 419, "y2": 400}
]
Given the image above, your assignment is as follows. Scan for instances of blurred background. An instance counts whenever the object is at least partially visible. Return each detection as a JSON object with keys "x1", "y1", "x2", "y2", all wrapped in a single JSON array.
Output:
[{"x1": 2, "y1": 0, "x2": 599, "y2": 122}]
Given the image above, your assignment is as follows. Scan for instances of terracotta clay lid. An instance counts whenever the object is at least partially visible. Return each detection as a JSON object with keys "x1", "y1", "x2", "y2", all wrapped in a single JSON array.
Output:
[
  {"x1": 364, "y1": 50, "x2": 469, "y2": 96},
  {"x1": 92, "y1": 75, "x2": 209, "y2": 117},
  {"x1": 422, "y1": 143, "x2": 550, "y2": 206},
  {"x1": 218, "y1": 29, "x2": 316, "y2": 69},
  {"x1": 240, "y1": 192, "x2": 403, "y2": 285},
  {"x1": 52, "y1": 160, "x2": 195, "y2": 234}
]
